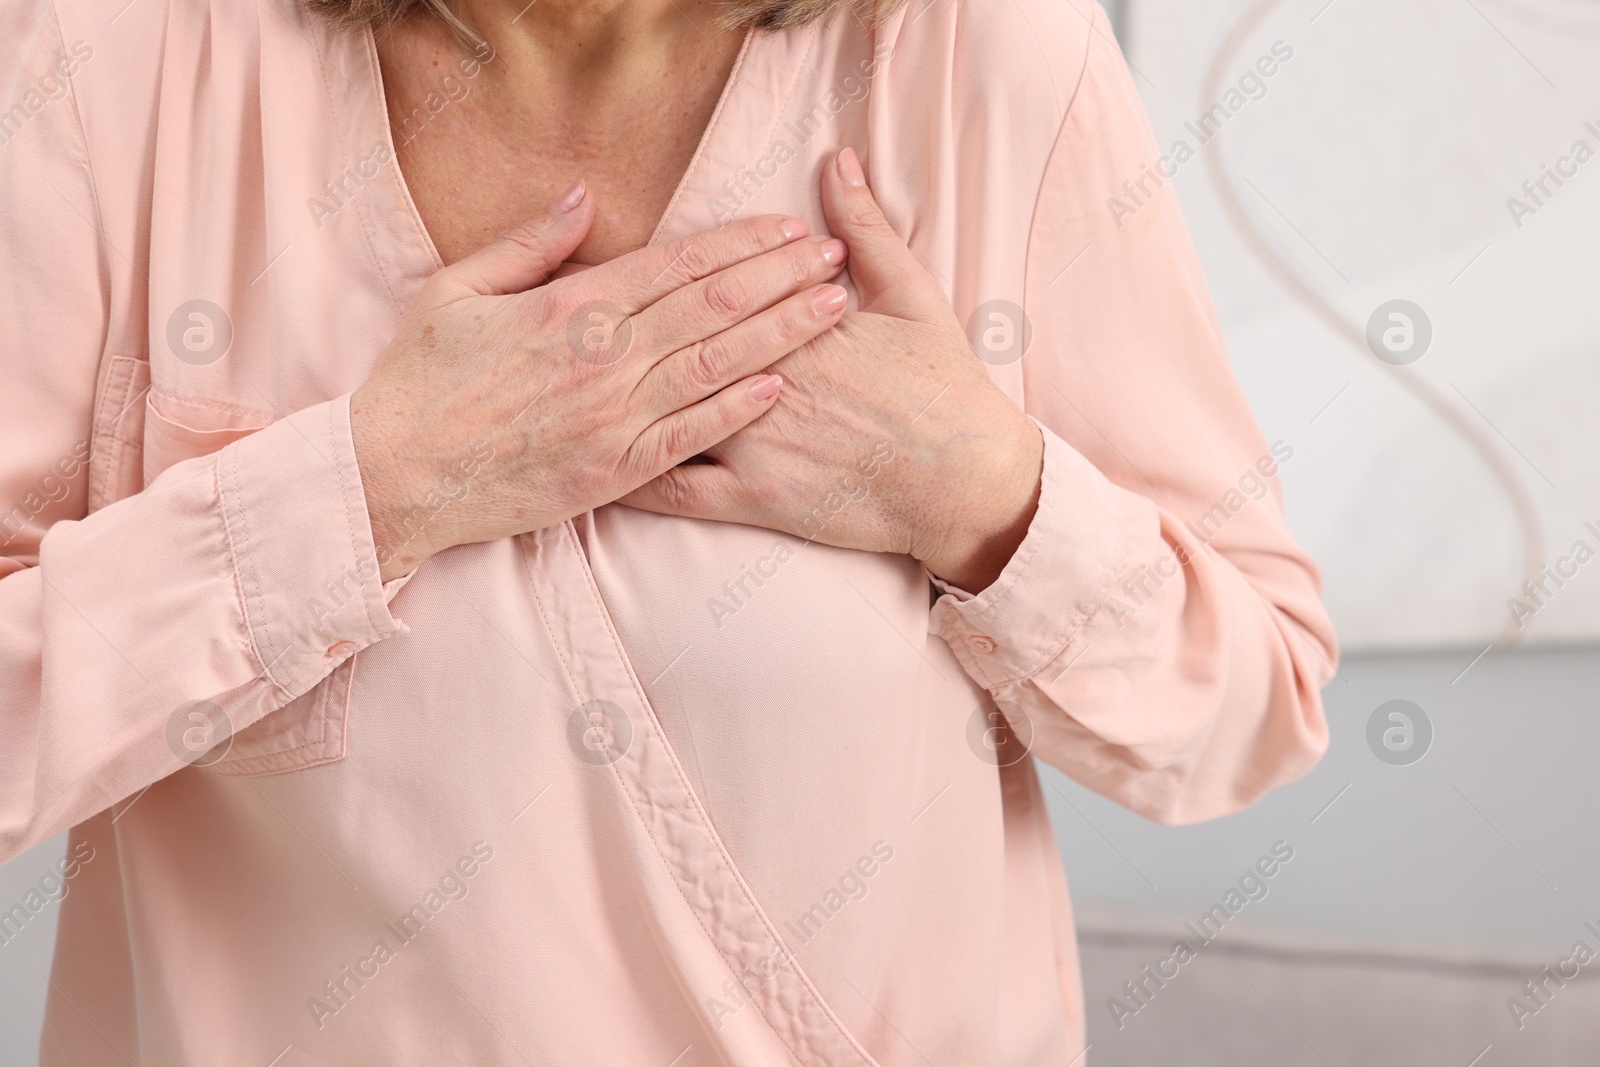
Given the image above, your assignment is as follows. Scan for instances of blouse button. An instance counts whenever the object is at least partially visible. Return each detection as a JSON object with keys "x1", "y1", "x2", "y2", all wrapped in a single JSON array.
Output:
[
  {"x1": 325, "y1": 640, "x2": 356, "y2": 658},
  {"x1": 967, "y1": 635, "x2": 997, "y2": 654}
]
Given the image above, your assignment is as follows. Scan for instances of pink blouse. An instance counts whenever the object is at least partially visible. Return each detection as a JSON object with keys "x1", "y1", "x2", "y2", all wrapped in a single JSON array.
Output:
[{"x1": 0, "y1": 0, "x2": 1336, "y2": 1062}]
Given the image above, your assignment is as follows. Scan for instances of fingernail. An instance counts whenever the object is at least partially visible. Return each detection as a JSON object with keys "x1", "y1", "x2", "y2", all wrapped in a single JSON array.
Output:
[
  {"x1": 553, "y1": 179, "x2": 586, "y2": 213},
  {"x1": 749, "y1": 375, "x2": 783, "y2": 402},
  {"x1": 820, "y1": 238, "x2": 848, "y2": 265},
  {"x1": 836, "y1": 148, "x2": 865, "y2": 187},
  {"x1": 811, "y1": 284, "x2": 847, "y2": 315},
  {"x1": 781, "y1": 218, "x2": 809, "y2": 240}
]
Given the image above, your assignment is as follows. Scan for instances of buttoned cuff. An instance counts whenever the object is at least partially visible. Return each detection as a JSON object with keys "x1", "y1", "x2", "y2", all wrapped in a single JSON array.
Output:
[
  {"x1": 217, "y1": 394, "x2": 408, "y2": 699},
  {"x1": 929, "y1": 420, "x2": 1138, "y2": 689}
]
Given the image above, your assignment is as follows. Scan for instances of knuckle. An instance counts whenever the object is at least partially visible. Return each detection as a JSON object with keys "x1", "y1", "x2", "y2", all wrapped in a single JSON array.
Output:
[
  {"x1": 724, "y1": 217, "x2": 783, "y2": 263},
  {"x1": 847, "y1": 202, "x2": 887, "y2": 231},
  {"x1": 672, "y1": 240, "x2": 716, "y2": 281},
  {"x1": 655, "y1": 467, "x2": 696, "y2": 512},
  {"x1": 658, "y1": 418, "x2": 700, "y2": 464},
  {"x1": 502, "y1": 220, "x2": 545, "y2": 248},
  {"x1": 699, "y1": 274, "x2": 748, "y2": 320},
  {"x1": 501, "y1": 221, "x2": 556, "y2": 263},
  {"x1": 787, "y1": 244, "x2": 819, "y2": 286},
  {"x1": 686, "y1": 339, "x2": 729, "y2": 392},
  {"x1": 776, "y1": 302, "x2": 809, "y2": 341},
  {"x1": 728, "y1": 216, "x2": 779, "y2": 253},
  {"x1": 615, "y1": 446, "x2": 652, "y2": 490}
]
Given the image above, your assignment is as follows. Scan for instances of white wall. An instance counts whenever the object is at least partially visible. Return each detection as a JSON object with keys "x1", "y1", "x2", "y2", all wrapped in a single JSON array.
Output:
[
  {"x1": 1046, "y1": 646, "x2": 1600, "y2": 960},
  {"x1": 1123, "y1": 0, "x2": 1600, "y2": 648}
]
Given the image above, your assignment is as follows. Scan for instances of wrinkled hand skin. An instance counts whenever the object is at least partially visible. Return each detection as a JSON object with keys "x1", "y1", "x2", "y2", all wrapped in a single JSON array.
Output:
[
  {"x1": 624, "y1": 147, "x2": 1044, "y2": 593},
  {"x1": 350, "y1": 185, "x2": 852, "y2": 584}
]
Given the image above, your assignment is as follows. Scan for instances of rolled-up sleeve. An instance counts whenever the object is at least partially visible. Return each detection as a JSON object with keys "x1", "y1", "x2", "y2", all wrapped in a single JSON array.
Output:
[
  {"x1": 0, "y1": 0, "x2": 404, "y2": 863},
  {"x1": 10, "y1": 391, "x2": 408, "y2": 861},
  {"x1": 931, "y1": 12, "x2": 1337, "y2": 825}
]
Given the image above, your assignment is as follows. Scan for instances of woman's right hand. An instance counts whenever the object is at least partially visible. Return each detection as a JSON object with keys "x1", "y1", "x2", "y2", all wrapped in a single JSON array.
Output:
[{"x1": 349, "y1": 181, "x2": 850, "y2": 582}]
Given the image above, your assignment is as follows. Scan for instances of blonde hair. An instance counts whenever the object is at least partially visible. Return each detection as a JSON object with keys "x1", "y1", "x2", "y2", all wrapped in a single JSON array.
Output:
[{"x1": 305, "y1": 0, "x2": 906, "y2": 36}]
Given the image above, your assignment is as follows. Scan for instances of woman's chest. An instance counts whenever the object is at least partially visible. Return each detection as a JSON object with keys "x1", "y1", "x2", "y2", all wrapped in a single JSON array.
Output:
[
  {"x1": 377, "y1": 35, "x2": 740, "y2": 267},
  {"x1": 392, "y1": 121, "x2": 689, "y2": 267}
]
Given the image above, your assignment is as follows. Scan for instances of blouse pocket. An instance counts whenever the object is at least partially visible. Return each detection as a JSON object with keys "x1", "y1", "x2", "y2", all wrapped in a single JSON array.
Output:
[
  {"x1": 144, "y1": 391, "x2": 357, "y2": 777},
  {"x1": 208, "y1": 656, "x2": 356, "y2": 777},
  {"x1": 87, "y1": 355, "x2": 150, "y2": 511},
  {"x1": 142, "y1": 391, "x2": 274, "y2": 486}
]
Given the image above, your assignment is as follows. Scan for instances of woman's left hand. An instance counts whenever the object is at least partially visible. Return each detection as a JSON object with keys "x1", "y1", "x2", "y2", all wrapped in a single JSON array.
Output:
[{"x1": 622, "y1": 148, "x2": 1044, "y2": 592}]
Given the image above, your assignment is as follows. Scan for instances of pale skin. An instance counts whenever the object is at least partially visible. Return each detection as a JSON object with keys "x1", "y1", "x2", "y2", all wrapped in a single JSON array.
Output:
[{"x1": 353, "y1": 0, "x2": 1044, "y2": 593}]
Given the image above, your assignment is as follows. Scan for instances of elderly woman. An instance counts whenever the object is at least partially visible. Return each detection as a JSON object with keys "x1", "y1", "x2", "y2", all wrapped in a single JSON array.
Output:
[{"x1": 0, "y1": 0, "x2": 1334, "y2": 1060}]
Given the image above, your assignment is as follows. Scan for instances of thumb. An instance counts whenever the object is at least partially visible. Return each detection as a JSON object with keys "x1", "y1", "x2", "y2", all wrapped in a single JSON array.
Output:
[
  {"x1": 438, "y1": 179, "x2": 595, "y2": 298},
  {"x1": 821, "y1": 148, "x2": 944, "y2": 319}
]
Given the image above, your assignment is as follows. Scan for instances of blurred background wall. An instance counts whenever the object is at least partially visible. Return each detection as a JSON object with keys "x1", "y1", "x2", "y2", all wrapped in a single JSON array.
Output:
[{"x1": 1052, "y1": 0, "x2": 1600, "y2": 1061}]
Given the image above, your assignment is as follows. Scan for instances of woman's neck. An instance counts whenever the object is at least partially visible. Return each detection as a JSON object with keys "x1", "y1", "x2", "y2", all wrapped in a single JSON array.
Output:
[
  {"x1": 454, "y1": 0, "x2": 734, "y2": 82},
  {"x1": 375, "y1": 0, "x2": 745, "y2": 265}
]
